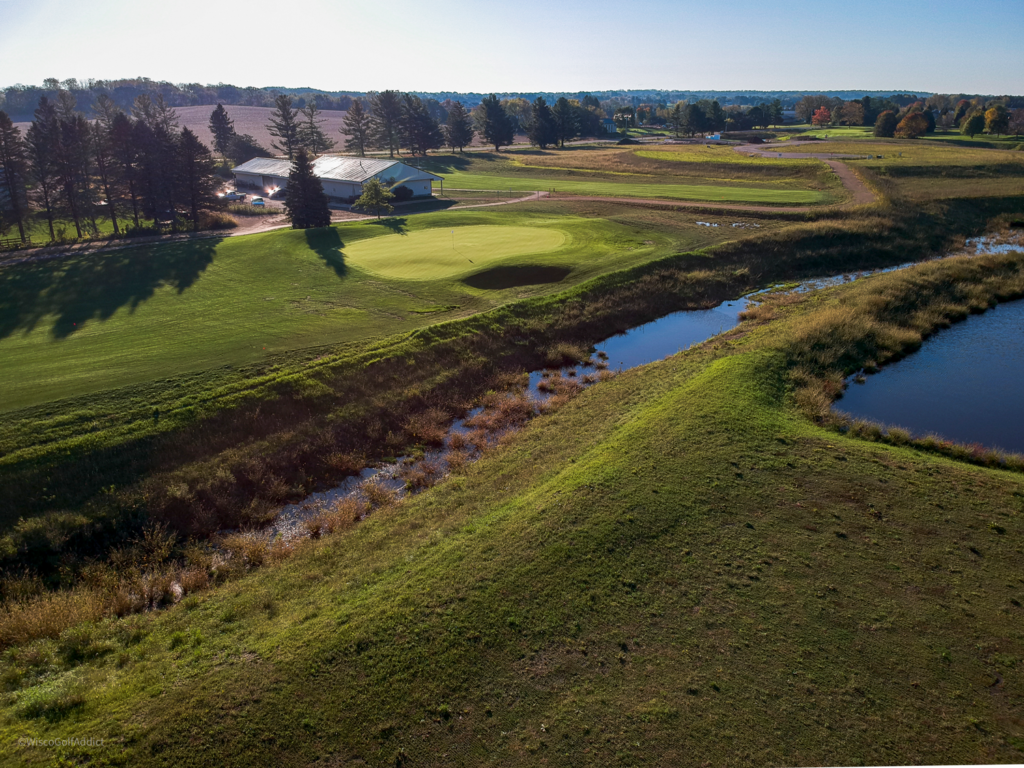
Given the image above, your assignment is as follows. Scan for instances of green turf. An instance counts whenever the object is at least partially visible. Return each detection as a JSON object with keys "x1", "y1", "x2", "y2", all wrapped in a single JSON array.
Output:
[
  {"x1": 439, "y1": 170, "x2": 829, "y2": 204},
  {"x1": 0, "y1": 204, "x2": 740, "y2": 412},
  {"x1": 343, "y1": 225, "x2": 567, "y2": 280},
  {"x1": 4, "y1": 258, "x2": 1023, "y2": 766}
]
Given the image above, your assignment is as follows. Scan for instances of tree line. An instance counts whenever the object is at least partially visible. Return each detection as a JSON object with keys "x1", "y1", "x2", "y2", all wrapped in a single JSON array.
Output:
[{"x1": 0, "y1": 91, "x2": 223, "y2": 244}]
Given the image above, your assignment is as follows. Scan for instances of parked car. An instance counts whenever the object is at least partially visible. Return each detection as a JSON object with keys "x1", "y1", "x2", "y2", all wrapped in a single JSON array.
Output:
[
  {"x1": 267, "y1": 187, "x2": 284, "y2": 199},
  {"x1": 251, "y1": 197, "x2": 265, "y2": 207},
  {"x1": 224, "y1": 191, "x2": 246, "y2": 201}
]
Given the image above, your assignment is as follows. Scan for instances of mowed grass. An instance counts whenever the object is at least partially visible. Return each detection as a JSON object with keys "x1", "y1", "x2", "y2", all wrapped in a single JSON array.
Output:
[
  {"x1": 0, "y1": 203, "x2": 740, "y2": 412},
  {"x1": 344, "y1": 225, "x2": 567, "y2": 279},
  {"x1": 421, "y1": 148, "x2": 842, "y2": 205},
  {"x1": 4, "y1": 258, "x2": 1024, "y2": 767},
  {"x1": 440, "y1": 170, "x2": 829, "y2": 204}
]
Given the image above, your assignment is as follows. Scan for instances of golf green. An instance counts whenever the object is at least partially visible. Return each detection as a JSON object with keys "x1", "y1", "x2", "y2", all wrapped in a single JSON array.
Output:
[{"x1": 344, "y1": 225, "x2": 568, "y2": 279}]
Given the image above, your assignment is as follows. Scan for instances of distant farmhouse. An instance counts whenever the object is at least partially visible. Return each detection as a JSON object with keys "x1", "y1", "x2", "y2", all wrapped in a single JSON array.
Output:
[{"x1": 232, "y1": 157, "x2": 443, "y2": 203}]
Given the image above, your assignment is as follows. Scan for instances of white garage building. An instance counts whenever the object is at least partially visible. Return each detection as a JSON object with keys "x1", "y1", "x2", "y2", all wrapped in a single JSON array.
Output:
[{"x1": 232, "y1": 156, "x2": 442, "y2": 202}]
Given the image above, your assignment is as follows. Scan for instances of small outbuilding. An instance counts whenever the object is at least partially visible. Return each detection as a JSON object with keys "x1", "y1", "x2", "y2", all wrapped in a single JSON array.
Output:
[{"x1": 232, "y1": 156, "x2": 442, "y2": 203}]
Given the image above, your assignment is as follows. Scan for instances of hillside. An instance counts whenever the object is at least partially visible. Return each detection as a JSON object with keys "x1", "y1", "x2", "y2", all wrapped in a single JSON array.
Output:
[{"x1": 3, "y1": 251, "x2": 1023, "y2": 766}]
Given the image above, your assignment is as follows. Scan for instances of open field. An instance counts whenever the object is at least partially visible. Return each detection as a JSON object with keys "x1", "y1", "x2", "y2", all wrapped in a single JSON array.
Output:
[
  {"x1": 3, "y1": 250, "x2": 1023, "y2": 767},
  {"x1": 175, "y1": 105, "x2": 349, "y2": 154},
  {"x1": 0, "y1": 203, "x2": 744, "y2": 413}
]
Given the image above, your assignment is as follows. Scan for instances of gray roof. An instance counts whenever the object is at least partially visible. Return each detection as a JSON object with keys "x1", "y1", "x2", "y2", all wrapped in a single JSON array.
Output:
[{"x1": 233, "y1": 156, "x2": 442, "y2": 183}]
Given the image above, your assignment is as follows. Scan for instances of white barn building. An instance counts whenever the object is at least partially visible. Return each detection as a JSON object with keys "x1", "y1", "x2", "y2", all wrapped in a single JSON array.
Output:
[{"x1": 232, "y1": 156, "x2": 442, "y2": 203}]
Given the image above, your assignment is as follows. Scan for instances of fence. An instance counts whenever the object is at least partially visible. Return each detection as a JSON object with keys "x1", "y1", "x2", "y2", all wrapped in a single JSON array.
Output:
[{"x1": 0, "y1": 236, "x2": 30, "y2": 251}]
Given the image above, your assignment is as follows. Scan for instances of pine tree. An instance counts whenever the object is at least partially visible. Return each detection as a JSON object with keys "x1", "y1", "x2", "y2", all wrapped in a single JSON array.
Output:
[
  {"x1": 342, "y1": 100, "x2": 371, "y2": 156},
  {"x1": 284, "y1": 148, "x2": 331, "y2": 229},
  {"x1": 108, "y1": 111, "x2": 141, "y2": 227},
  {"x1": 444, "y1": 101, "x2": 474, "y2": 153},
  {"x1": 369, "y1": 91, "x2": 403, "y2": 158},
  {"x1": 209, "y1": 104, "x2": 236, "y2": 156},
  {"x1": 527, "y1": 97, "x2": 556, "y2": 149},
  {"x1": 298, "y1": 101, "x2": 335, "y2": 156},
  {"x1": 478, "y1": 94, "x2": 515, "y2": 152},
  {"x1": 354, "y1": 177, "x2": 394, "y2": 220},
  {"x1": 0, "y1": 111, "x2": 30, "y2": 243},
  {"x1": 91, "y1": 122, "x2": 120, "y2": 234},
  {"x1": 551, "y1": 97, "x2": 578, "y2": 147},
  {"x1": 400, "y1": 94, "x2": 443, "y2": 155},
  {"x1": 176, "y1": 128, "x2": 221, "y2": 231},
  {"x1": 26, "y1": 97, "x2": 62, "y2": 241},
  {"x1": 268, "y1": 94, "x2": 300, "y2": 159}
]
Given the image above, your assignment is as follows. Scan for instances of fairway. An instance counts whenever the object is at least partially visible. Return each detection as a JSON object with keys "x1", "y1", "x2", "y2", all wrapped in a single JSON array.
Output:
[
  {"x1": 440, "y1": 171, "x2": 831, "y2": 204},
  {"x1": 344, "y1": 225, "x2": 567, "y2": 279}
]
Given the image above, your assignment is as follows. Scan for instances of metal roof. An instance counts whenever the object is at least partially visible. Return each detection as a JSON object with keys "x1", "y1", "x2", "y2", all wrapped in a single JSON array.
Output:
[
  {"x1": 233, "y1": 156, "x2": 442, "y2": 183},
  {"x1": 231, "y1": 157, "x2": 292, "y2": 176}
]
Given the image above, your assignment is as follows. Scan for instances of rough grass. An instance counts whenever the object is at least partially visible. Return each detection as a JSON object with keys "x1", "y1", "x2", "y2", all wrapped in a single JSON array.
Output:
[{"x1": 2, "y1": 254, "x2": 1023, "y2": 766}]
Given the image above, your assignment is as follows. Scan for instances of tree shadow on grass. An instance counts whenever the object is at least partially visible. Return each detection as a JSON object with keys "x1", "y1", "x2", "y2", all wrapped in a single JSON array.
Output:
[
  {"x1": 304, "y1": 227, "x2": 347, "y2": 278},
  {"x1": 0, "y1": 238, "x2": 222, "y2": 341},
  {"x1": 375, "y1": 217, "x2": 409, "y2": 236}
]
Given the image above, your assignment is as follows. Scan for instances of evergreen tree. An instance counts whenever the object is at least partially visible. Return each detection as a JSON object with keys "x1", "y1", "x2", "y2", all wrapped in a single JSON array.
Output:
[
  {"x1": 551, "y1": 97, "x2": 578, "y2": 147},
  {"x1": 668, "y1": 103, "x2": 685, "y2": 137},
  {"x1": 444, "y1": 101, "x2": 474, "y2": 153},
  {"x1": 209, "y1": 104, "x2": 236, "y2": 156},
  {"x1": 26, "y1": 97, "x2": 62, "y2": 241},
  {"x1": 91, "y1": 121, "x2": 120, "y2": 234},
  {"x1": 108, "y1": 111, "x2": 141, "y2": 227},
  {"x1": 342, "y1": 99, "x2": 371, "y2": 157},
  {"x1": 369, "y1": 91, "x2": 404, "y2": 158},
  {"x1": 477, "y1": 94, "x2": 515, "y2": 152},
  {"x1": 226, "y1": 133, "x2": 270, "y2": 165},
  {"x1": 353, "y1": 177, "x2": 394, "y2": 219},
  {"x1": 134, "y1": 119, "x2": 179, "y2": 223},
  {"x1": 54, "y1": 113, "x2": 96, "y2": 238},
  {"x1": 400, "y1": 94, "x2": 443, "y2": 155},
  {"x1": 527, "y1": 97, "x2": 556, "y2": 149},
  {"x1": 683, "y1": 103, "x2": 707, "y2": 136},
  {"x1": 176, "y1": 128, "x2": 221, "y2": 231},
  {"x1": 298, "y1": 101, "x2": 336, "y2": 156},
  {"x1": 268, "y1": 94, "x2": 301, "y2": 159},
  {"x1": 0, "y1": 111, "x2": 30, "y2": 242},
  {"x1": 284, "y1": 148, "x2": 331, "y2": 229}
]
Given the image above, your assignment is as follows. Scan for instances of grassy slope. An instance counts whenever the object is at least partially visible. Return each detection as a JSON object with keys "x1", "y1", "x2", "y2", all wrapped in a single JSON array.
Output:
[
  {"x1": 0, "y1": 204, "x2": 736, "y2": 412},
  {"x1": 4, "y1": 269, "x2": 1023, "y2": 767}
]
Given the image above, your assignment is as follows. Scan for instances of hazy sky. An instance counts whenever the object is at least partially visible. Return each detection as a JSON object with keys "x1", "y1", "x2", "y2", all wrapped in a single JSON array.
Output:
[{"x1": 2, "y1": 0, "x2": 1022, "y2": 94}]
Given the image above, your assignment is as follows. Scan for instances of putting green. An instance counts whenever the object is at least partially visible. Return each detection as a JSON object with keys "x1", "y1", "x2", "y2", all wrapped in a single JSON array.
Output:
[{"x1": 344, "y1": 225, "x2": 567, "y2": 279}]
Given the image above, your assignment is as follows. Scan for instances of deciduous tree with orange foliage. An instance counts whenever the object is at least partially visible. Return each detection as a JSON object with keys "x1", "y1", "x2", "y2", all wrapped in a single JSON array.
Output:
[
  {"x1": 811, "y1": 106, "x2": 832, "y2": 127},
  {"x1": 895, "y1": 112, "x2": 929, "y2": 139}
]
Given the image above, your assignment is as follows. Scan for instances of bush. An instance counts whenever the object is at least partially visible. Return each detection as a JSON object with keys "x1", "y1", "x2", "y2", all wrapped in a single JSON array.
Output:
[
  {"x1": 197, "y1": 211, "x2": 238, "y2": 231},
  {"x1": 391, "y1": 185, "x2": 414, "y2": 202}
]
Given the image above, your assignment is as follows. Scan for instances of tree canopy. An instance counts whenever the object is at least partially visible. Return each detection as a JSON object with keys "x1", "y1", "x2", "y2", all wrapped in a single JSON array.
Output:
[{"x1": 354, "y1": 177, "x2": 394, "y2": 219}]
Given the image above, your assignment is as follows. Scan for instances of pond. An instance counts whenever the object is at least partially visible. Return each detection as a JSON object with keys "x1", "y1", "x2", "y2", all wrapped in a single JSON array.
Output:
[{"x1": 836, "y1": 299, "x2": 1024, "y2": 454}]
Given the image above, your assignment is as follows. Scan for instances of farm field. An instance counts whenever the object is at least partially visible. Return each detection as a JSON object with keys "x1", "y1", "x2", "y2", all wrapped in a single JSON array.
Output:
[
  {"x1": 5, "y1": 250, "x2": 1024, "y2": 767},
  {"x1": 0, "y1": 203, "x2": 746, "y2": 412},
  {"x1": 175, "y1": 105, "x2": 350, "y2": 155}
]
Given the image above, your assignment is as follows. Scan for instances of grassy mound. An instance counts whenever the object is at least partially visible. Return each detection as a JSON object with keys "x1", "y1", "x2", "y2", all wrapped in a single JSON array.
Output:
[
  {"x1": 342, "y1": 225, "x2": 567, "y2": 280},
  {"x1": 3, "y1": 254, "x2": 1023, "y2": 767}
]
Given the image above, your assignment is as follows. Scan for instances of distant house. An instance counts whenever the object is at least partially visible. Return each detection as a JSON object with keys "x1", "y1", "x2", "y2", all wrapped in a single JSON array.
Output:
[
  {"x1": 232, "y1": 156, "x2": 443, "y2": 202},
  {"x1": 601, "y1": 118, "x2": 618, "y2": 134}
]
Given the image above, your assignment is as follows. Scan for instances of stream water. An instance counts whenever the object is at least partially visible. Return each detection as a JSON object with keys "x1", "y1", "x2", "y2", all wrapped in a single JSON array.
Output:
[{"x1": 271, "y1": 231, "x2": 1024, "y2": 538}]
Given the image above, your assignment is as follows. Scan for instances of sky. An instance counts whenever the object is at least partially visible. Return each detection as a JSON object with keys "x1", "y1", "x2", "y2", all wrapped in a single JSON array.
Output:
[{"x1": 1, "y1": 0, "x2": 1022, "y2": 95}]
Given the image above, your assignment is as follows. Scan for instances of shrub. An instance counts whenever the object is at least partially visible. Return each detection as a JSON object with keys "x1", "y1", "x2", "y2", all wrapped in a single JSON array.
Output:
[
  {"x1": 391, "y1": 185, "x2": 414, "y2": 202},
  {"x1": 197, "y1": 211, "x2": 239, "y2": 230}
]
